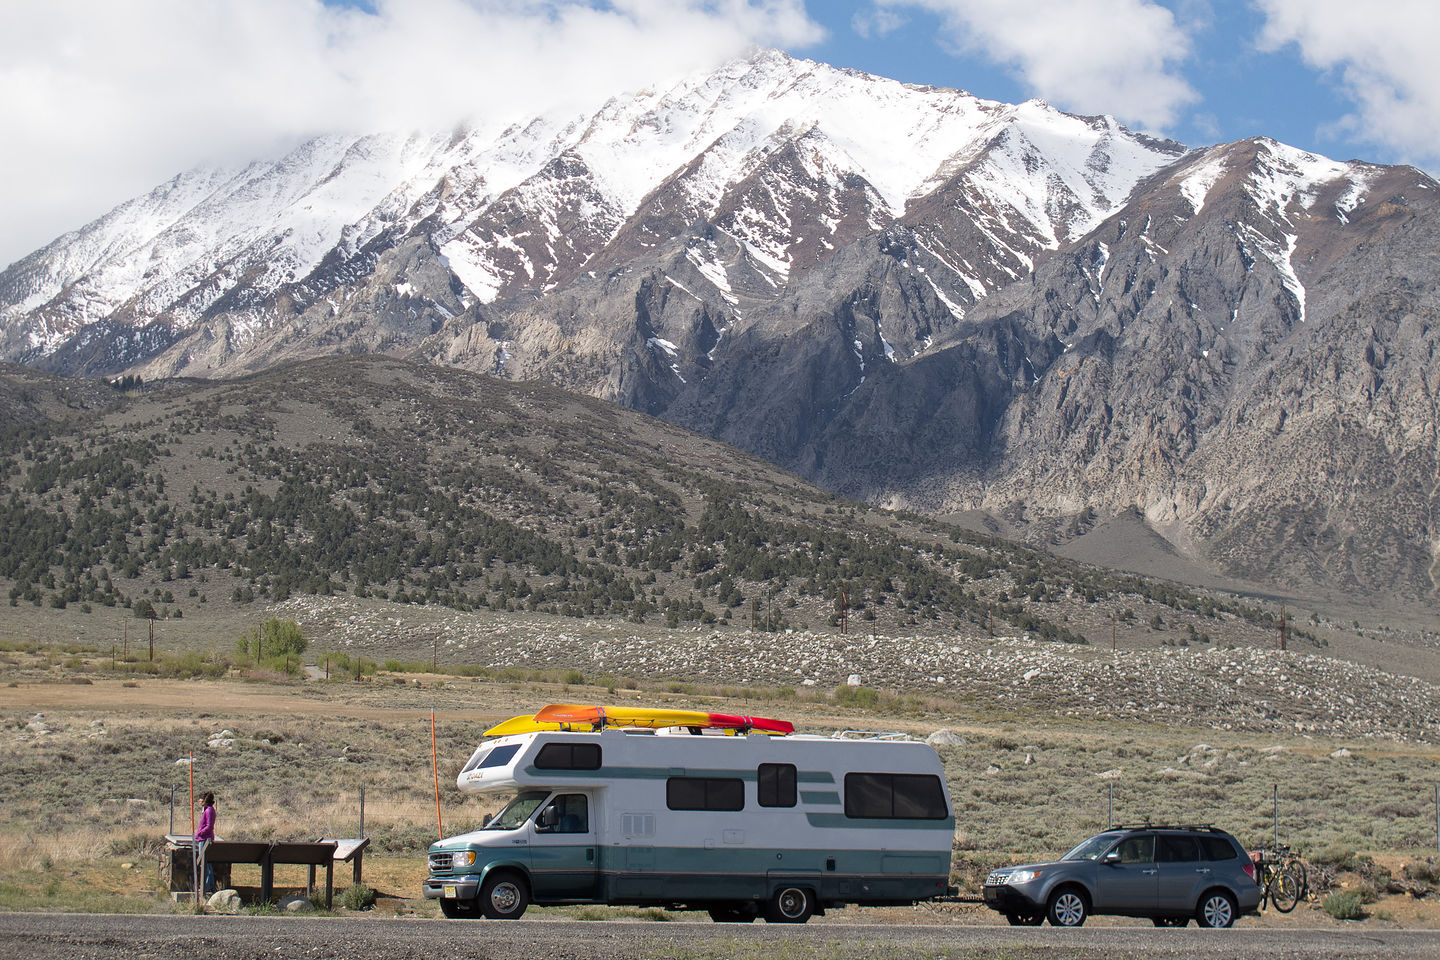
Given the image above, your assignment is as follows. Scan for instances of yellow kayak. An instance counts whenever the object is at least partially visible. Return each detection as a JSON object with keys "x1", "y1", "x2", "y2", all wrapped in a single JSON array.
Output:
[{"x1": 483, "y1": 704, "x2": 793, "y2": 736}]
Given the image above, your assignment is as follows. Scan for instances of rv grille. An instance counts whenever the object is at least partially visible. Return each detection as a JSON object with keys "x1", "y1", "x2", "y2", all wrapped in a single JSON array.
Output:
[{"x1": 429, "y1": 852, "x2": 453, "y2": 871}]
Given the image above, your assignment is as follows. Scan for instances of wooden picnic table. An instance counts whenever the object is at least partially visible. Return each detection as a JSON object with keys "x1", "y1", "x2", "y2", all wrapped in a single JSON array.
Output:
[{"x1": 166, "y1": 835, "x2": 368, "y2": 909}]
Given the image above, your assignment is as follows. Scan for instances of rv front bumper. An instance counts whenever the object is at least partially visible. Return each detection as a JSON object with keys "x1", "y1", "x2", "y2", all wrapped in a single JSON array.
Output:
[{"x1": 423, "y1": 874, "x2": 482, "y2": 900}]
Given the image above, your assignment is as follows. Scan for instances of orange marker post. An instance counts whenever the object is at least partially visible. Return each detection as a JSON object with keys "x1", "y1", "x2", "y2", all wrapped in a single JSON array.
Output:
[{"x1": 431, "y1": 710, "x2": 444, "y2": 840}]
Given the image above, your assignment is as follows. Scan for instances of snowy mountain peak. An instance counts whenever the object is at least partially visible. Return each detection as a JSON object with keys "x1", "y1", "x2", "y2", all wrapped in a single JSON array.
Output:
[{"x1": 0, "y1": 48, "x2": 1372, "y2": 378}]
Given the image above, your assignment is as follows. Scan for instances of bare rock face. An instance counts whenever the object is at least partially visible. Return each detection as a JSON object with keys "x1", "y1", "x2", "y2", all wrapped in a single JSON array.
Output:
[{"x1": 1, "y1": 51, "x2": 1437, "y2": 605}]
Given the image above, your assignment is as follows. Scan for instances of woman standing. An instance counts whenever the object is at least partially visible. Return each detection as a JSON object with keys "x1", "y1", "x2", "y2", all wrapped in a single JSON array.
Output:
[{"x1": 196, "y1": 792, "x2": 217, "y2": 894}]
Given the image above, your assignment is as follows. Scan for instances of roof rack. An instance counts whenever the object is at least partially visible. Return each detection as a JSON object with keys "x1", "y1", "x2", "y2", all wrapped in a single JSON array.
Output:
[{"x1": 1108, "y1": 822, "x2": 1225, "y2": 833}]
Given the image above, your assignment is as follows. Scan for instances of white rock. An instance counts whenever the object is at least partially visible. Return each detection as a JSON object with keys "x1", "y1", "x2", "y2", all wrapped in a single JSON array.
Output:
[
  {"x1": 1330, "y1": 748, "x2": 1352, "y2": 759},
  {"x1": 208, "y1": 889, "x2": 242, "y2": 913},
  {"x1": 281, "y1": 896, "x2": 315, "y2": 913},
  {"x1": 926, "y1": 729, "x2": 966, "y2": 747},
  {"x1": 847, "y1": 674, "x2": 862, "y2": 687}
]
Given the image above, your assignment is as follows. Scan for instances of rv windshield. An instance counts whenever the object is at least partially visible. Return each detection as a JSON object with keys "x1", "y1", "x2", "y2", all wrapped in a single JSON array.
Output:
[{"x1": 484, "y1": 791, "x2": 550, "y2": 831}]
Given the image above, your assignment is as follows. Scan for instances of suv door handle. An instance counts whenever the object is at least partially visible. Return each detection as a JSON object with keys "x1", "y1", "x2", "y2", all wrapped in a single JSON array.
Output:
[
  {"x1": 1142, "y1": 868, "x2": 1158, "y2": 875},
  {"x1": 1195, "y1": 867, "x2": 1211, "y2": 874}
]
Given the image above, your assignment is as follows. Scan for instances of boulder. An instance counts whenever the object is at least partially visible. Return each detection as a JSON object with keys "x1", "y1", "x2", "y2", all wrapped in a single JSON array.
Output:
[
  {"x1": 281, "y1": 896, "x2": 315, "y2": 913},
  {"x1": 208, "y1": 889, "x2": 242, "y2": 913},
  {"x1": 925, "y1": 729, "x2": 966, "y2": 747}
]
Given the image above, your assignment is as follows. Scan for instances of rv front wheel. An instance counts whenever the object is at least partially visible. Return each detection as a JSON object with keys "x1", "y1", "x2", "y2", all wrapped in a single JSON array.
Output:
[
  {"x1": 480, "y1": 871, "x2": 529, "y2": 920},
  {"x1": 765, "y1": 886, "x2": 814, "y2": 923},
  {"x1": 439, "y1": 897, "x2": 479, "y2": 919}
]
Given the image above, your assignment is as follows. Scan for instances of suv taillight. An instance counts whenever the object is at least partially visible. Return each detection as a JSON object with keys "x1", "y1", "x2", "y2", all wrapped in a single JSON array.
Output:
[{"x1": 1242, "y1": 861, "x2": 1257, "y2": 883}]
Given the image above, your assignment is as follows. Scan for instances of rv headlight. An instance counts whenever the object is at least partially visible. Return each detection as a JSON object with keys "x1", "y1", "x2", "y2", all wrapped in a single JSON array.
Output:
[
  {"x1": 1006, "y1": 868, "x2": 1042, "y2": 884},
  {"x1": 453, "y1": 850, "x2": 476, "y2": 867}
]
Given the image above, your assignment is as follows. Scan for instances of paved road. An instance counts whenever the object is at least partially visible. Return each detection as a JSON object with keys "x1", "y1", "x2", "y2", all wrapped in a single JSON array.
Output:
[{"x1": 2, "y1": 913, "x2": 1437, "y2": 960}]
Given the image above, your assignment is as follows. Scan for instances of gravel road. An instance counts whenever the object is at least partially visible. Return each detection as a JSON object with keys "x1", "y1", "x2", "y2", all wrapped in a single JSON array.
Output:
[{"x1": 3, "y1": 913, "x2": 1439, "y2": 960}]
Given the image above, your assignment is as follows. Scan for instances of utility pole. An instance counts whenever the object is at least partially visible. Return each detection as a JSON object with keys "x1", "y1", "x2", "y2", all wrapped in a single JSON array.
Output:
[
  {"x1": 1111, "y1": 611, "x2": 1117, "y2": 653},
  {"x1": 122, "y1": 622, "x2": 128, "y2": 661},
  {"x1": 148, "y1": 618, "x2": 154, "y2": 661},
  {"x1": 433, "y1": 634, "x2": 438, "y2": 674}
]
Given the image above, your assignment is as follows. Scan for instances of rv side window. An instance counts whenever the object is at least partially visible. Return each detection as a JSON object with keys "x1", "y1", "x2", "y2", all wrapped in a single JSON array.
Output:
[
  {"x1": 844, "y1": 773, "x2": 948, "y2": 820},
  {"x1": 666, "y1": 777, "x2": 744, "y2": 811},
  {"x1": 757, "y1": 763, "x2": 797, "y2": 807},
  {"x1": 535, "y1": 742, "x2": 602, "y2": 770}
]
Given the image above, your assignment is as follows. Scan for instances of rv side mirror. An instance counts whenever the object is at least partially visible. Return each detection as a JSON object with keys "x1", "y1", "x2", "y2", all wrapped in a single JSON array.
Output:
[
  {"x1": 1102, "y1": 850, "x2": 1121, "y2": 864},
  {"x1": 536, "y1": 807, "x2": 557, "y2": 831}
]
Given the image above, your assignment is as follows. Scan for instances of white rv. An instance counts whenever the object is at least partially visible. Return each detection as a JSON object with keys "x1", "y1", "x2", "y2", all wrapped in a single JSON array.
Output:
[{"x1": 423, "y1": 727, "x2": 955, "y2": 921}]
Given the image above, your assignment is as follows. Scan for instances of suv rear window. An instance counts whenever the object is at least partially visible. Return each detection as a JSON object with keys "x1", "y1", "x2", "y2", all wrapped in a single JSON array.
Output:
[
  {"x1": 1157, "y1": 835, "x2": 1199, "y2": 862},
  {"x1": 1199, "y1": 835, "x2": 1240, "y2": 860}
]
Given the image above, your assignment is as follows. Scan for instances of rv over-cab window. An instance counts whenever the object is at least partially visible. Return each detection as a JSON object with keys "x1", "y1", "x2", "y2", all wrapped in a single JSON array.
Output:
[
  {"x1": 757, "y1": 763, "x2": 797, "y2": 807},
  {"x1": 462, "y1": 743, "x2": 521, "y2": 774},
  {"x1": 535, "y1": 742, "x2": 602, "y2": 770},
  {"x1": 843, "y1": 773, "x2": 948, "y2": 820},
  {"x1": 666, "y1": 777, "x2": 744, "y2": 811}
]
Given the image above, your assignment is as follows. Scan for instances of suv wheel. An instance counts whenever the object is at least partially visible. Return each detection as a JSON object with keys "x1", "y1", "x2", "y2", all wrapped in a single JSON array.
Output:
[
  {"x1": 1047, "y1": 887, "x2": 1088, "y2": 927},
  {"x1": 1196, "y1": 890, "x2": 1237, "y2": 928}
]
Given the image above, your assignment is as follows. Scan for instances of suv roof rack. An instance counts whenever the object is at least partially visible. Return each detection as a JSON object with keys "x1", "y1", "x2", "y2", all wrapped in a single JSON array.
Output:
[{"x1": 1108, "y1": 822, "x2": 1226, "y2": 833}]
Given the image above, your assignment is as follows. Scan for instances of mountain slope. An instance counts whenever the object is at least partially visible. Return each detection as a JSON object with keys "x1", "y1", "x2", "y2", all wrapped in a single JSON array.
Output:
[{"x1": 2, "y1": 52, "x2": 1437, "y2": 606}]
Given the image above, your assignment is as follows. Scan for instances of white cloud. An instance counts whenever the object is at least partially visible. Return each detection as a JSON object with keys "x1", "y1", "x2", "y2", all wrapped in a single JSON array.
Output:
[
  {"x1": 1255, "y1": 0, "x2": 1440, "y2": 169},
  {"x1": 0, "y1": 0, "x2": 822, "y2": 268},
  {"x1": 868, "y1": 0, "x2": 1198, "y2": 128}
]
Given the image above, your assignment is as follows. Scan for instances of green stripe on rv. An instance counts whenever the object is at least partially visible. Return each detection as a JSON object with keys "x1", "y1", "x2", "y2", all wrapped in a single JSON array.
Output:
[{"x1": 523, "y1": 766, "x2": 835, "y2": 783}]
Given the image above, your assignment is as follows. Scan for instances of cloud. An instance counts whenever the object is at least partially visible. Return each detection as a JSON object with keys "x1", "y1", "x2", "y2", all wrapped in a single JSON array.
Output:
[
  {"x1": 0, "y1": 0, "x2": 822, "y2": 268},
  {"x1": 866, "y1": 0, "x2": 1198, "y2": 128},
  {"x1": 1255, "y1": 0, "x2": 1440, "y2": 169}
]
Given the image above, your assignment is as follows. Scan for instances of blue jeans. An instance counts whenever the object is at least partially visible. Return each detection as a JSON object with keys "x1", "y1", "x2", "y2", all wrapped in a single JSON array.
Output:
[{"x1": 199, "y1": 841, "x2": 216, "y2": 893}]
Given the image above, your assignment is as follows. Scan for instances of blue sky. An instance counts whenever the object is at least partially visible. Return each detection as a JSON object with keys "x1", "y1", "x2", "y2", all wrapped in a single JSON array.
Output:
[{"x1": 3, "y1": 1, "x2": 1438, "y2": 268}]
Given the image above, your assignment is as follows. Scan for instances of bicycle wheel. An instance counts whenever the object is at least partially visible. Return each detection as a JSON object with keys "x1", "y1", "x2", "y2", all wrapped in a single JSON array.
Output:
[
  {"x1": 1269, "y1": 867, "x2": 1301, "y2": 912},
  {"x1": 1286, "y1": 860, "x2": 1308, "y2": 902}
]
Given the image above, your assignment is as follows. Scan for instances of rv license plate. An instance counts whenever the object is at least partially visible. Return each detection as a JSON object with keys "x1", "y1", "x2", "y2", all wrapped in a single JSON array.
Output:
[{"x1": 443, "y1": 885, "x2": 457, "y2": 898}]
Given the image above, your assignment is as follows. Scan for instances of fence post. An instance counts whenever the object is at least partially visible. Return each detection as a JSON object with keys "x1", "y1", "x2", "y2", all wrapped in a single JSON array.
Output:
[
  {"x1": 1273, "y1": 784, "x2": 1279, "y2": 851},
  {"x1": 360, "y1": 783, "x2": 366, "y2": 839},
  {"x1": 1107, "y1": 783, "x2": 1113, "y2": 829}
]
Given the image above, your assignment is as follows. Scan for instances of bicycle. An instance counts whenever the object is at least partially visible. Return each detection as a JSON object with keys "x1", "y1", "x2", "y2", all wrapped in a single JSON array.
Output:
[{"x1": 1254, "y1": 844, "x2": 1307, "y2": 912}]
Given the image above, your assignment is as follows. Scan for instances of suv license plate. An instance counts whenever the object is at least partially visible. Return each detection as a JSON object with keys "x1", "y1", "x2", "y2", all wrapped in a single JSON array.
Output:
[{"x1": 443, "y1": 885, "x2": 457, "y2": 898}]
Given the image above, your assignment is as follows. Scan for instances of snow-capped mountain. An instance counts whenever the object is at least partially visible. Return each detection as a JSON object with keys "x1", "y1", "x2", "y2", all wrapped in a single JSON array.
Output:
[
  {"x1": 2, "y1": 50, "x2": 1438, "y2": 603},
  {"x1": 0, "y1": 50, "x2": 1181, "y2": 373}
]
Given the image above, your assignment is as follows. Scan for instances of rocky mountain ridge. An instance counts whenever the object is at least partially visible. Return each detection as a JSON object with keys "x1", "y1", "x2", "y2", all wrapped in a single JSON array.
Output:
[{"x1": 1, "y1": 51, "x2": 1436, "y2": 605}]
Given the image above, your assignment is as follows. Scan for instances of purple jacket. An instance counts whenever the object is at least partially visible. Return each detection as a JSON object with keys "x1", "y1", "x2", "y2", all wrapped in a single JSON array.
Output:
[{"x1": 196, "y1": 804, "x2": 215, "y2": 842}]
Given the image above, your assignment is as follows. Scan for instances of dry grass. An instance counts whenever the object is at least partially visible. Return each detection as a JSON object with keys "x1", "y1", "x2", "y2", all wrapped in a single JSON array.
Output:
[{"x1": 5, "y1": 643, "x2": 1440, "y2": 924}]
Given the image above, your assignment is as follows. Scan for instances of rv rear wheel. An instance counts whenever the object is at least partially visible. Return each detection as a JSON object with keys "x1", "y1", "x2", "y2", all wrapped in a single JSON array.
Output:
[
  {"x1": 764, "y1": 886, "x2": 814, "y2": 923},
  {"x1": 707, "y1": 902, "x2": 758, "y2": 923},
  {"x1": 479, "y1": 871, "x2": 529, "y2": 920}
]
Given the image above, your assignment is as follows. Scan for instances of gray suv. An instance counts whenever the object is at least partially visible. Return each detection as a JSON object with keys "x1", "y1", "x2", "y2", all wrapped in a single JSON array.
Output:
[{"x1": 982, "y1": 825, "x2": 1260, "y2": 928}]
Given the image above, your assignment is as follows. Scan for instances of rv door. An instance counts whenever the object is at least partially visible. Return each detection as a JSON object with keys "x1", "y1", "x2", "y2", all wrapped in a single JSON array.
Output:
[{"x1": 529, "y1": 792, "x2": 600, "y2": 901}]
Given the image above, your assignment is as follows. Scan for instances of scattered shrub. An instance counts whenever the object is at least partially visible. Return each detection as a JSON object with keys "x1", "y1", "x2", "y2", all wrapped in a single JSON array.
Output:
[
  {"x1": 1323, "y1": 891, "x2": 1364, "y2": 920},
  {"x1": 339, "y1": 883, "x2": 376, "y2": 911}
]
